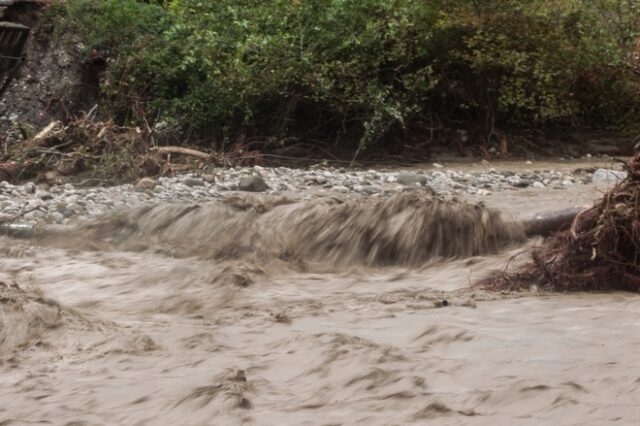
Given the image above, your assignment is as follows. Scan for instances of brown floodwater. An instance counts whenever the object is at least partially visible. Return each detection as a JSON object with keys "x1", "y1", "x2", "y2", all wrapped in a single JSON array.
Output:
[{"x1": 1, "y1": 172, "x2": 638, "y2": 425}]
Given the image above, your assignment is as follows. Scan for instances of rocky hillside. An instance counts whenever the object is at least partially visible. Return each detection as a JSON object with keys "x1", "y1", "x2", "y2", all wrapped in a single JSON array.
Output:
[{"x1": 0, "y1": 0, "x2": 100, "y2": 144}]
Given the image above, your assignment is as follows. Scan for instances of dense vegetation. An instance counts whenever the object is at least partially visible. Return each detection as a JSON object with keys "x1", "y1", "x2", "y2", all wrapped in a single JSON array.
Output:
[{"x1": 47, "y1": 0, "x2": 640, "y2": 154}]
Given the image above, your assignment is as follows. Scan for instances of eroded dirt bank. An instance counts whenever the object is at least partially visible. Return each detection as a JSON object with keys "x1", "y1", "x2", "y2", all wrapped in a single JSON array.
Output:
[{"x1": 1, "y1": 170, "x2": 639, "y2": 425}]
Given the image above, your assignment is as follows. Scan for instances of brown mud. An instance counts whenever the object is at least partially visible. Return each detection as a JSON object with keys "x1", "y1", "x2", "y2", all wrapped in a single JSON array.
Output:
[{"x1": 1, "y1": 180, "x2": 639, "y2": 425}]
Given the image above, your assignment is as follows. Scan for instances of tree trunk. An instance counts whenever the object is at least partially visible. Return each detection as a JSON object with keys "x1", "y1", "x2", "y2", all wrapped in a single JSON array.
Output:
[{"x1": 521, "y1": 206, "x2": 584, "y2": 237}]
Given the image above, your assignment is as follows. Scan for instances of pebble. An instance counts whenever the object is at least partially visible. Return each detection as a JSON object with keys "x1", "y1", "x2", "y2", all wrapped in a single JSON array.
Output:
[
  {"x1": 36, "y1": 190, "x2": 53, "y2": 201},
  {"x1": 0, "y1": 164, "x2": 597, "y2": 226},
  {"x1": 24, "y1": 182, "x2": 36, "y2": 194}
]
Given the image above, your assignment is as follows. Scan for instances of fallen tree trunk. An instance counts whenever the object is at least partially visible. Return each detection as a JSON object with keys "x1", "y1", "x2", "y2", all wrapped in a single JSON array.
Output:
[
  {"x1": 521, "y1": 206, "x2": 585, "y2": 238},
  {"x1": 487, "y1": 153, "x2": 640, "y2": 292}
]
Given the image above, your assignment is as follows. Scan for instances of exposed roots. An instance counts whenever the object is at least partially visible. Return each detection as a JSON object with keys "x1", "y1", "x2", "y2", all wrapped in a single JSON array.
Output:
[{"x1": 487, "y1": 154, "x2": 640, "y2": 292}]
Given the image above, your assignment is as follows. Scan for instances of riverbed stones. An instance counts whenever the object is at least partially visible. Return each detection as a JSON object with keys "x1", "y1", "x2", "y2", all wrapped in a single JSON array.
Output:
[
  {"x1": 304, "y1": 175, "x2": 328, "y2": 185},
  {"x1": 24, "y1": 182, "x2": 36, "y2": 194},
  {"x1": 331, "y1": 185, "x2": 350, "y2": 193},
  {"x1": 184, "y1": 177, "x2": 205, "y2": 187},
  {"x1": 135, "y1": 177, "x2": 157, "y2": 192},
  {"x1": 397, "y1": 173, "x2": 428, "y2": 187},
  {"x1": 592, "y1": 169, "x2": 626, "y2": 187},
  {"x1": 36, "y1": 190, "x2": 53, "y2": 201},
  {"x1": 0, "y1": 162, "x2": 600, "y2": 226},
  {"x1": 238, "y1": 176, "x2": 268, "y2": 192},
  {"x1": 201, "y1": 174, "x2": 216, "y2": 183}
]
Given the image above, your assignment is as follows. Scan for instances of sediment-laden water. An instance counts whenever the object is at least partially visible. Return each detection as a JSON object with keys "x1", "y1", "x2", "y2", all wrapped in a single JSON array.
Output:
[{"x1": 1, "y1": 165, "x2": 638, "y2": 425}]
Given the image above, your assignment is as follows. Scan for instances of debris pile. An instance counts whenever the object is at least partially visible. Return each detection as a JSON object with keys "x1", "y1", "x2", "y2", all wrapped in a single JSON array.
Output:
[
  {"x1": 0, "y1": 116, "x2": 214, "y2": 183},
  {"x1": 489, "y1": 154, "x2": 640, "y2": 292}
]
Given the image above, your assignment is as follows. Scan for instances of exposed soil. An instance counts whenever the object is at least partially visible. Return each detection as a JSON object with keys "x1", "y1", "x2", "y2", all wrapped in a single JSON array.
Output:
[{"x1": 0, "y1": 1, "x2": 99, "y2": 144}]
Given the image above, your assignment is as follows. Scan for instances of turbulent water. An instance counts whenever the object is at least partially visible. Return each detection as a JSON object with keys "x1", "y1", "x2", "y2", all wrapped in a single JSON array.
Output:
[
  {"x1": 1, "y1": 178, "x2": 639, "y2": 425},
  {"x1": 47, "y1": 191, "x2": 525, "y2": 268}
]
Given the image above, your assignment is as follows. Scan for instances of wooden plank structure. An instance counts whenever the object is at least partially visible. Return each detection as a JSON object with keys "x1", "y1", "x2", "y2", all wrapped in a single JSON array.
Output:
[{"x1": 0, "y1": 20, "x2": 29, "y2": 97}]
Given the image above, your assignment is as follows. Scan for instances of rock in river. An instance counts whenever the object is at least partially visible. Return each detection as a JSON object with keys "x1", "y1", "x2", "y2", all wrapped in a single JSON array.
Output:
[
  {"x1": 238, "y1": 176, "x2": 268, "y2": 192},
  {"x1": 397, "y1": 173, "x2": 428, "y2": 187}
]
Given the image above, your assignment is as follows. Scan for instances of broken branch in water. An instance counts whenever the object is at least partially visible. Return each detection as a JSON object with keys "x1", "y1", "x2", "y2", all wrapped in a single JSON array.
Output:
[
  {"x1": 521, "y1": 206, "x2": 585, "y2": 238},
  {"x1": 486, "y1": 153, "x2": 640, "y2": 292}
]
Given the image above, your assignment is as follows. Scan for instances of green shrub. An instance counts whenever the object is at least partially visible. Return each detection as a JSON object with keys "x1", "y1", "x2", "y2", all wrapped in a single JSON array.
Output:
[
  {"x1": 48, "y1": 0, "x2": 167, "y2": 56},
  {"x1": 48, "y1": 0, "x2": 640, "y2": 152}
]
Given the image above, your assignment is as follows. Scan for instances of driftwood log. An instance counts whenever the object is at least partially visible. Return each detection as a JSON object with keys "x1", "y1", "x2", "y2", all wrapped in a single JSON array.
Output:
[
  {"x1": 151, "y1": 146, "x2": 211, "y2": 160},
  {"x1": 521, "y1": 206, "x2": 585, "y2": 238}
]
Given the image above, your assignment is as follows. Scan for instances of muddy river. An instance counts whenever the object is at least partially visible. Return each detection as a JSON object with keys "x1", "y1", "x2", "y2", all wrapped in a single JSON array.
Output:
[{"x1": 1, "y1": 161, "x2": 638, "y2": 425}]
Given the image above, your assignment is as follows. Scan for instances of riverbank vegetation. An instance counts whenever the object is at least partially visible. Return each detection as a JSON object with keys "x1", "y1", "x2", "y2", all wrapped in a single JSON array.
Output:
[{"x1": 44, "y1": 0, "x2": 640, "y2": 156}]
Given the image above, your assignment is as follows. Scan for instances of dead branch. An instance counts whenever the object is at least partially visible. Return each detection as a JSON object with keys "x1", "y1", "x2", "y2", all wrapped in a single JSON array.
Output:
[
  {"x1": 487, "y1": 154, "x2": 640, "y2": 292},
  {"x1": 151, "y1": 146, "x2": 211, "y2": 160},
  {"x1": 33, "y1": 121, "x2": 62, "y2": 141}
]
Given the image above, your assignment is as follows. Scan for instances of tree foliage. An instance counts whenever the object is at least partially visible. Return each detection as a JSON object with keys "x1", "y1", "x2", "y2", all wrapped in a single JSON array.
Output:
[{"x1": 49, "y1": 0, "x2": 640, "y2": 151}]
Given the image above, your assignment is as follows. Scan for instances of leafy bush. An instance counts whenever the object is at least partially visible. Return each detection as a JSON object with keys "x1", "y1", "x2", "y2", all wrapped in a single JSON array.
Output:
[
  {"x1": 439, "y1": 1, "x2": 639, "y2": 126},
  {"x1": 47, "y1": 0, "x2": 167, "y2": 56},
  {"x1": 48, "y1": 0, "x2": 640, "y2": 152}
]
